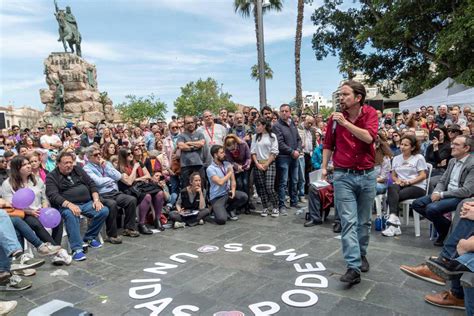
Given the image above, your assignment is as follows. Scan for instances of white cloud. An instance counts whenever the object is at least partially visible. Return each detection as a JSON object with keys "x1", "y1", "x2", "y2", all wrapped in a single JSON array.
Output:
[{"x1": 0, "y1": 77, "x2": 44, "y2": 93}]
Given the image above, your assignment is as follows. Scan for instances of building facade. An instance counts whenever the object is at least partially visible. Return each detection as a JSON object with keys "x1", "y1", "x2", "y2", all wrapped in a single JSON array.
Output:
[{"x1": 0, "y1": 106, "x2": 43, "y2": 129}]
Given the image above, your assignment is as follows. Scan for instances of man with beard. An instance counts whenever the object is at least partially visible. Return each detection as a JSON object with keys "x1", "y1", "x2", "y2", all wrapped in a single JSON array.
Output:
[
  {"x1": 177, "y1": 116, "x2": 207, "y2": 188},
  {"x1": 230, "y1": 112, "x2": 252, "y2": 143},
  {"x1": 322, "y1": 80, "x2": 378, "y2": 285},
  {"x1": 261, "y1": 105, "x2": 273, "y2": 123},
  {"x1": 207, "y1": 145, "x2": 248, "y2": 224}
]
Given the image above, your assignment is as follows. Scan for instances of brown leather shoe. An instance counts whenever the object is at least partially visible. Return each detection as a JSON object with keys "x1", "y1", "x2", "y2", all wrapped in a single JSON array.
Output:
[
  {"x1": 424, "y1": 290, "x2": 465, "y2": 310},
  {"x1": 400, "y1": 263, "x2": 446, "y2": 286}
]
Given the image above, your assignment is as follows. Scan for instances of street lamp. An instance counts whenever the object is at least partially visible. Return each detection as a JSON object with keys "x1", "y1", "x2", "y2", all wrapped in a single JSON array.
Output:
[{"x1": 256, "y1": 0, "x2": 268, "y2": 110}]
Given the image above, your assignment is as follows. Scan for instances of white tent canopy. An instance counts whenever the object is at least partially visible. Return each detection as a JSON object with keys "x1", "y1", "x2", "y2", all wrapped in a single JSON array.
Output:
[
  {"x1": 446, "y1": 87, "x2": 474, "y2": 106},
  {"x1": 399, "y1": 78, "x2": 470, "y2": 111}
]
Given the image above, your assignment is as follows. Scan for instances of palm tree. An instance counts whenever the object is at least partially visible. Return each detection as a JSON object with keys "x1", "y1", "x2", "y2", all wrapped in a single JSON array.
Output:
[
  {"x1": 295, "y1": 0, "x2": 305, "y2": 111},
  {"x1": 250, "y1": 62, "x2": 274, "y2": 80},
  {"x1": 234, "y1": 0, "x2": 283, "y2": 82}
]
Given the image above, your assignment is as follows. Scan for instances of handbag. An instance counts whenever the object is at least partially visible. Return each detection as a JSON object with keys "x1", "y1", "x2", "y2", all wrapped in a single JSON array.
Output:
[
  {"x1": 128, "y1": 181, "x2": 162, "y2": 203},
  {"x1": 5, "y1": 207, "x2": 25, "y2": 219}
]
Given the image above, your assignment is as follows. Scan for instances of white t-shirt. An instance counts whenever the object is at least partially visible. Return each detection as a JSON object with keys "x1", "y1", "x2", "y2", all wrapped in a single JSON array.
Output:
[
  {"x1": 392, "y1": 154, "x2": 427, "y2": 189},
  {"x1": 40, "y1": 134, "x2": 61, "y2": 147},
  {"x1": 197, "y1": 123, "x2": 228, "y2": 146}
]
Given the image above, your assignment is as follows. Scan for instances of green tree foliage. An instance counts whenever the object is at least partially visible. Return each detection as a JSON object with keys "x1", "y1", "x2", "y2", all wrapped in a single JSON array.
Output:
[
  {"x1": 250, "y1": 62, "x2": 274, "y2": 81},
  {"x1": 311, "y1": 0, "x2": 474, "y2": 97},
  {"x1": 174, "y1": 78, "x2": 237, "y2": 117},
  {"x1": 116, "y1": 94, "x2": 167, "y2": 123}
]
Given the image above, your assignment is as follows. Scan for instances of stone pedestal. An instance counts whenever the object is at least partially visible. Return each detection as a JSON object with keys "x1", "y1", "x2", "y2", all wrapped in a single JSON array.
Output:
[{"x1": 39, "y1": 52, "x2": 115, "y2": 125}]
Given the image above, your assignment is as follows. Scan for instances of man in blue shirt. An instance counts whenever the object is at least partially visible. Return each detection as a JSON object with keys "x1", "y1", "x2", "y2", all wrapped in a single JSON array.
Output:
[
  {"x1": 207, "y1": 145, "x2": 248, "y2": 225},
  {"x1": 83, "y1": 146, "x2": 139, "y2": 241}
]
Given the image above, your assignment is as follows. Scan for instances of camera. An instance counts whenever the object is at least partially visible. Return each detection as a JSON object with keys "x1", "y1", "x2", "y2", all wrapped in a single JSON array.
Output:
[{"x1": 159, "y1": 175, "x2": 165, "y2": 181}]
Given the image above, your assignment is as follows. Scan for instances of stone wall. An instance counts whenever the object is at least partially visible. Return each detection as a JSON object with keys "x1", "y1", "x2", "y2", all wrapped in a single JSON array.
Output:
[{"x1": 39, "y1": 52, "x2": 115, "y2": 124}]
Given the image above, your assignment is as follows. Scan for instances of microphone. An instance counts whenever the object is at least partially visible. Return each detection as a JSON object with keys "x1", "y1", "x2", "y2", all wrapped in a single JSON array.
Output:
[{"x1": 332, "y1": 104, "x2": 340, "y2": 132}]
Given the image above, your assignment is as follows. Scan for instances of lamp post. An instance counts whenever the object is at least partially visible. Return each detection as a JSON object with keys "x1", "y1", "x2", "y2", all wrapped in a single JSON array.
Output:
[{"x1": 256, "y1": 0, "x2": 267, "y2": 110}]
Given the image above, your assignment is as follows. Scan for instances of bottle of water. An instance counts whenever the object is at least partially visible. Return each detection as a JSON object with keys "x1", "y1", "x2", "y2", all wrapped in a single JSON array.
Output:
[{"x1": 375, "y1": 216, "x2": 382, "y2": 231}]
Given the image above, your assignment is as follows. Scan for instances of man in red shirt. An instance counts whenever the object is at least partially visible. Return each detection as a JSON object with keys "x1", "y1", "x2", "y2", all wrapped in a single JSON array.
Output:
[{"x1": 322, "y1": 80, "x2": 378, "y2": 285}]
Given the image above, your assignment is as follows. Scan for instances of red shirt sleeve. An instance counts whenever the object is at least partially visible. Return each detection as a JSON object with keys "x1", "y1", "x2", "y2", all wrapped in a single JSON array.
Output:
[{"x1": 323, "y1": 115, "x2": 335, "y2": 151}]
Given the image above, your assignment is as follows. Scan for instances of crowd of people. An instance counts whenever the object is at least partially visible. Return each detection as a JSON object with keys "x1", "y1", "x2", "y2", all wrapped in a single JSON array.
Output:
[{"x1": 0, "y1": 80, "x2": 473, "y2": 314}]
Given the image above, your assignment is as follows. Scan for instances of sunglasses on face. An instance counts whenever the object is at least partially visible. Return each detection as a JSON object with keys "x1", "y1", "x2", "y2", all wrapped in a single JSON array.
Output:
[
  {"x1": 171, "y1": 126, "x2": 178, "y2": 129},
  {"x1": 127, "y1": 152, "x2": 132, "y2": 156},
  {"x1": 93, "y1": 153, "x2": 102, "y2": 157}
]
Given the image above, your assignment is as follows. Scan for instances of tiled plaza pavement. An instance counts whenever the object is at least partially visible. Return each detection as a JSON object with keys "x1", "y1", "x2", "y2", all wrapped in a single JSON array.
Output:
[{"x1": 2, "y1": 203, "x2": 465, "y2": 316}]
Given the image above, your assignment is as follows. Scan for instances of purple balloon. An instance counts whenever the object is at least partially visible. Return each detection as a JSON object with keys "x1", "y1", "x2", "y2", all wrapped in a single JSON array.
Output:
[
  {"x1": 12, "y1": 188, "x2": 35, "y2": 209},
  {"x1": 38, "y1": 208, "x2": 61, "y2": 229}
]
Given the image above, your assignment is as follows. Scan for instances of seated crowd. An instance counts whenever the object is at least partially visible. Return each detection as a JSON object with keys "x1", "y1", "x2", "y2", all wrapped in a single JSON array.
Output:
[{"x1": 0, "y1": 103, "x2": 473, "y2": 314}]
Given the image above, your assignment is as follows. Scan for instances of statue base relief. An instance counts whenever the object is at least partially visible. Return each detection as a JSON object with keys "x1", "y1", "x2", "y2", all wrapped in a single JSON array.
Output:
[{"x1": 39, "y1": 52, "x2": 115, "y2": 126}]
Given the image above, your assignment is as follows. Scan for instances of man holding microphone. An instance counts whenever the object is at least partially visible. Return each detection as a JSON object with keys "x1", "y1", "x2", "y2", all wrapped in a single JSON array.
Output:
[{"x1": 322, "y1": 81, "x2": 378, "y2": 285}]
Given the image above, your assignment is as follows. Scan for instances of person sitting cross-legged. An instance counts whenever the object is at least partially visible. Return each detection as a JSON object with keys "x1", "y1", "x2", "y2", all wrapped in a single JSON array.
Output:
[
  {"x1": 45, "y1": 151, "x2": 109, "y2": 261},
  {"x1": 169, "y1": 172, "x2": 210, "y2": 228},
  {"x1": 83, "y1": 146, "x2": 139, "y2": 240},
  {"x1": 412, "y1": 135, "x2": 473, "y2": 247},
  {"x1": 206, "y1": 145, "x2": 248, "y2": 225}
]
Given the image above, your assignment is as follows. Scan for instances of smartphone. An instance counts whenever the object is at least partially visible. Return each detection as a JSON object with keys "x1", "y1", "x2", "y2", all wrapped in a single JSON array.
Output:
[{"x1": 429, "y1": 130, "x2": 440, "y2": 141}]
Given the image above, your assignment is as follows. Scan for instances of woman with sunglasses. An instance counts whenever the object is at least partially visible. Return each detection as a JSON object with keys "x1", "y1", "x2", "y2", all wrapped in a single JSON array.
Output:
[
  {"x1": 2, "y1": 156, "x2": 71, "y2": 265},
  {"x1": 117, "y1": 148, "x2": 165, "y2": 233},
  {"x1": 389, "y1": 131, "x2": 402, "y2": 156},
  {"x1": 133, "y1": 143, "x2": 152, "y2": 174}
]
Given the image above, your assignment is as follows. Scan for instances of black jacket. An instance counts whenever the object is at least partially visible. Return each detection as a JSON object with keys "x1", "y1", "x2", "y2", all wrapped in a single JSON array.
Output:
[{"x1": 272, "y1": 118, "x2": 302, "y2": 157}]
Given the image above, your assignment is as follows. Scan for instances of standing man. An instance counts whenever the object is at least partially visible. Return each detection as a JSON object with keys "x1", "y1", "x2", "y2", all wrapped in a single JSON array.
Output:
[
  {"x1": 197, "y1": 110, "x2": 228, "y2": 166},
  {"x1": 322, "y1": 81, "x2": 378, "y2": 284},
  {"x1": 300, "y1": 116, "x2": 316, "y2": 196},
  {"x1": 177, "y1": 116, "x2": 206, "y2": 188},
  {"x1": 273, "y1": 104, "x2": 302, "y2": 215},
  {"x1": 261, "y1": 106, "x2": 273, "y2": 122}
]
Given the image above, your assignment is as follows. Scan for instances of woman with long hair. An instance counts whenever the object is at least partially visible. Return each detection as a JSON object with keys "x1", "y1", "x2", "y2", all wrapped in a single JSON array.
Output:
[
  {"x1": 132, "y1": 143, "x2": 152, "y2": 174},
  {"x1": 101, "y1": 141, "x2": 117, "y2": 162},
  {"x1": 131, "y1": 127, "x2": 144, "y2": 145},
  {"x1": 382, "y1": 135, "x2": 427, "y2": 237},
  {"x1": 61, "y1": 130, "x2": 72, "y2": 149},
  {"x1": 117, "y1": 148, "x2": 165, "y2": 233},
  {"x1": 169, "y1": 172, "x2": 209, "y2": 228},
  {"x1": 425, "y1": 126, "x2": 451, "y2": 177},
  {"x1": 2, "y1": 156, "x2": 71, "y2": 264},
  {"x1": 250, "y1": 118, "x2": 279, "y2": 217},
  {"x1": 224, "y1": 134, "x2": 251, "y2": 213},
  {"x1": 27, "y1": 151, "x2": 48, "y2": 183},
  {"x1": 389, "y1": 131, "x2": 402, "y2": 156},
  {"x1": 374, "y1": 131, "x2": 393, "y2": 195},
  {"x1": 100, "y1": 127, "x2": 116, "y2": 146}
]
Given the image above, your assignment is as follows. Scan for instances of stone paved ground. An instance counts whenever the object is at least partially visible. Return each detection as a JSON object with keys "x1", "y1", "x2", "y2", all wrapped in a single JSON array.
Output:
[{"x1": 2, "y1": 202, "x2": 466, "y2": 316}]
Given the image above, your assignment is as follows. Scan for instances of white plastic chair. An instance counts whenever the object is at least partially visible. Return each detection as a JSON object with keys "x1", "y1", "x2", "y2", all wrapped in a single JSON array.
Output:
[
  {"x1": 374, "y1": 193, "x2": 386, "y2": 218},
  {"x1": 400, "y1": 163, "x2": 432, "y2": 237}
]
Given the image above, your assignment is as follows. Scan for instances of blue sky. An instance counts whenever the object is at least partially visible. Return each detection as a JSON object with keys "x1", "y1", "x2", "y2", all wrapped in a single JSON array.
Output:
[{"x1": 0, "y1": 0, "x2": 344, "y2": 118}]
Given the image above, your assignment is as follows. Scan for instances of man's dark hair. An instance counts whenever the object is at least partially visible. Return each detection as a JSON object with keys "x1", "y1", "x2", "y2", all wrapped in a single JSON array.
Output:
[
  {"x1": 341, "y1": 80, "x2": 366, "y2": 106},
  {"x1": 11, "y1": 125, "x2": 19, "y2": 130},
  {"x1": 45, "y1": 123, "x2": 53, "y2": 128},
  {"x1": 210, "y1": 144, "x2": 223, "y2": 158},
  {"x1": 56, "y1": 150, "x2": 75, "y2": 163},
  {"x1": 280, "y1": 104, "x2": 291, "y2": 111},
  {"x1": 3, "y1": 151, "x2": 15, "y2": 159},
  {"x1": 261, "y1": 105, "x2": 272, "y2": 115}
]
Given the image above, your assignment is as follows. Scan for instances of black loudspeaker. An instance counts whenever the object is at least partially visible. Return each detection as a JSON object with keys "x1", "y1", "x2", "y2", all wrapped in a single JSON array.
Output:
[{"x1": 0, "y1": 113, "x2": 5, "y2": 129}]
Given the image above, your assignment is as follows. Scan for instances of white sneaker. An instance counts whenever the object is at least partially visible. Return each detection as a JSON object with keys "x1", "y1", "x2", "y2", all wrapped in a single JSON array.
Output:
[
  {"x1": 11, "y1": 254, "x2": 45, "y2": 271},
  {"x1": 0, "y1": 300, "x2": 17, "y2": 314},
  {"x1": 174, "y1": 221, "x2": 186, "y2": 229},
  {"x1": 52, "y1": 249, "x2": 72, "y2": 266},
  {"x1": 198, "y1": 219, "x2": 204, "y2": 225},
  {"x1": 382, "y1": 225, "x2": 402, "y2": 237},
  {"x1": 386, "y1": 214, "x2": 401, "y2": 226},
  {"x1": 271, "y1": 208, "x2": 280, "y2": 218},
  {"x1": 12, "y1": 268, "x2": 36, "y2": 277},
  {"x1": 37, "y1": 242, "x2": 61, "y2": 256},
  {"x1": 261, "y1": 209, "x2": 268, "y2": 217}
]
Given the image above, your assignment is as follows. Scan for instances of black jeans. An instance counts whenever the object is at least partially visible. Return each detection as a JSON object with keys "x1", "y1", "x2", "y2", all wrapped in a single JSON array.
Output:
[
  {"x1": 24, "y1": 214, "x2": 63, "y2": 246},
  {"x1": 168, "y1": 208, "x2": 210, "y2": 225},
  {"x1": 210, "y1": 191, "x2": 248, "y2": 225},
  {"x1": 387, "y1": 184, "x2": 425, "y2": 216},
  {"x1": 101, "y1": 191, "x2": 137, "y2": 234}
]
